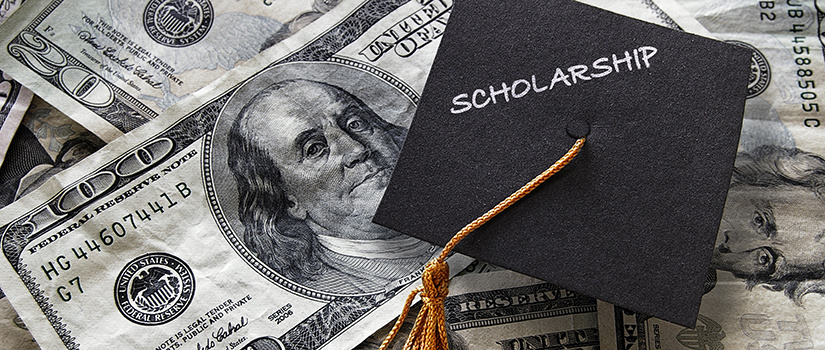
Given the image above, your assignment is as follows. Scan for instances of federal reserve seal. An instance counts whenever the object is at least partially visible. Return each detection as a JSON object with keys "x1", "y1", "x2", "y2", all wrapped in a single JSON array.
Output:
[
  {"x1": 115, "y1": 253, "x2": 195, "y2": 325},
  {"x1": 143, "y1": 0, "x2": 214, "y2": 47},
  {"x1": 726, "y1": 40, "x2": 770, "y2": 98}
]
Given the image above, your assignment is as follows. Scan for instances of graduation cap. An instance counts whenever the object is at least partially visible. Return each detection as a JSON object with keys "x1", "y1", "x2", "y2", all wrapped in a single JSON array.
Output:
[{"x1": 373, "y1": 0, "x2": 751, "y2": 328}]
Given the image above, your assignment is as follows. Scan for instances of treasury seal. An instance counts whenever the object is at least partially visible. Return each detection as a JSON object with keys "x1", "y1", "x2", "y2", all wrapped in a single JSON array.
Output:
[
  {"x1": 114, "y1": 253, "x2": 195, "y2": 325},
  {"x1": 726, "y1": 40, "x2": 770, "y2": 98},
  {"x1": 143, "y1": 0, "x2": 214, "y2": 47}
]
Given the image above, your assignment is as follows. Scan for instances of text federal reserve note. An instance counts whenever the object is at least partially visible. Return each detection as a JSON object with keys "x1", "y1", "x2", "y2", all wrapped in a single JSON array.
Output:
[
  {"x1": 0, "y1": 0, "x2": 475, "y2": 349},
  {"x1": 598, "y1": 1, "x2": 825, "y2": 349},
  {"x1": 0, "y1": 0, "x2": 353, "y2": 141},
  {"x1": 354, "y1": 270, "x2": 599, "y2": 350}
]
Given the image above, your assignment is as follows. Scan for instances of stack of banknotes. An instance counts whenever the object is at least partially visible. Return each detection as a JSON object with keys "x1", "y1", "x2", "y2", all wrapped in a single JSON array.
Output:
[{"x1": 0, "y1": 0, "x2": 823, "y2": 348}]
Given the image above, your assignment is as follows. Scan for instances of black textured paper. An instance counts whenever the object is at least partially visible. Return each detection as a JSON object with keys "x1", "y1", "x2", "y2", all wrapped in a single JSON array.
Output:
[{"x1": 373, "y1": 0, "x2": 751, "y2": 327}]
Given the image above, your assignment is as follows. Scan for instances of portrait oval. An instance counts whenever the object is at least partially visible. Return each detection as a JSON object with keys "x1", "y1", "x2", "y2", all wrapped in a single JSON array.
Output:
[{"x1": 206, "y1": 60, "x2": 434, "y2": 298}]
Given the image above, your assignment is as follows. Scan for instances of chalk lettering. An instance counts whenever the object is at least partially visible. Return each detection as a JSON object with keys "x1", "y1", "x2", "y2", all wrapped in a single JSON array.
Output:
[{"x1": 450, "y1": 46, "x2": 659, "y2": 114}]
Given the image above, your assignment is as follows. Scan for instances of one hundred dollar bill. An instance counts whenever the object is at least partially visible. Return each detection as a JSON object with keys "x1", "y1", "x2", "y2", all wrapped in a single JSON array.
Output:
[
  {"x1": 0, "y1": 1, "x2": 475, "y2": 349},
  {"x1": 598, "y1": 1, "x2": 825, "y2": 349},
  {"x1": 355, "y1": 271, "x2": 599, "y2": 350},
  {"x1": 0, "y1": 0, "x2": 356, "y2": 141}
]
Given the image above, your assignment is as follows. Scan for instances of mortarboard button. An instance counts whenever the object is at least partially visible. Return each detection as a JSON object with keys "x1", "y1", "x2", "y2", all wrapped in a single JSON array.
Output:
[{"x1": 566, "y1": 119, "x2": 590, "y2": 139}]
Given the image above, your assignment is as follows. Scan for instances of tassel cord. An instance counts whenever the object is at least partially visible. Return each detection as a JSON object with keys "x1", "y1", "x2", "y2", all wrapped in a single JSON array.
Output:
[{"x1": 379, "y1": 137, "x2": 586, "y2": 350}]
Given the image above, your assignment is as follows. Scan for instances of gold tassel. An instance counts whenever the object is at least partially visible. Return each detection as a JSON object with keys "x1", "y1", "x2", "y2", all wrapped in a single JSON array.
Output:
[{"x1": 379, "y1": 137, "x2": 586, "y2": 350}]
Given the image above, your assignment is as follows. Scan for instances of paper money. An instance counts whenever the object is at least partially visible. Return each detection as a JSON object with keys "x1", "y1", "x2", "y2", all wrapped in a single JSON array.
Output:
[
  {"x1": 597, "y1": 1, "x2": 825, "y2": 349},
  {"x1": 0, "y1": 70, "x2": 32, "y2": 167},
  {"x1": 0, "y1": 1, "x2": 478, "y2": 349},
  {"x1": 355, "y1": 270, "x2": 599, "y2": 350},
  {"x1": 0, "y1": 0, "x2": 349, "y2": 141},
  {"x1": 0, "y1": 1, "x2": 753, "y2": 350}
]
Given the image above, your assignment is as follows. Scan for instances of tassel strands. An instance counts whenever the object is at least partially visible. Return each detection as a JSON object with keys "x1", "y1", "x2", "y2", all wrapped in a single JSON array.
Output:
[{"x1": 379, "y1": 137, "x2": 586, "y2": 350}]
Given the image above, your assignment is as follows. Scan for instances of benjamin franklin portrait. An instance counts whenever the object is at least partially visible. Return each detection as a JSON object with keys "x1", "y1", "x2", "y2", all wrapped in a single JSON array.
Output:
[{"x1": 209, "y1": 62, "x2": 436, "y2": 295}]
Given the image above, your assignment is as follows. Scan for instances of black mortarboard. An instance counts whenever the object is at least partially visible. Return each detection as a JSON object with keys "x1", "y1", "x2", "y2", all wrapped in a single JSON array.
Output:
[{"x1": 373, "y1": 0, "x2": 750, "y2": 327}]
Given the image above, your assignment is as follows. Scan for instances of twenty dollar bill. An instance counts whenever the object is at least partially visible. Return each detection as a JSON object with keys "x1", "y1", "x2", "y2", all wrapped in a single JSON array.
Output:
[
  {"x1": 599, "y1": 1, "x2": 825, "y2": 349},
  {"x1": 0, "y1": 0, "x2": 353, "y2": 141}
]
